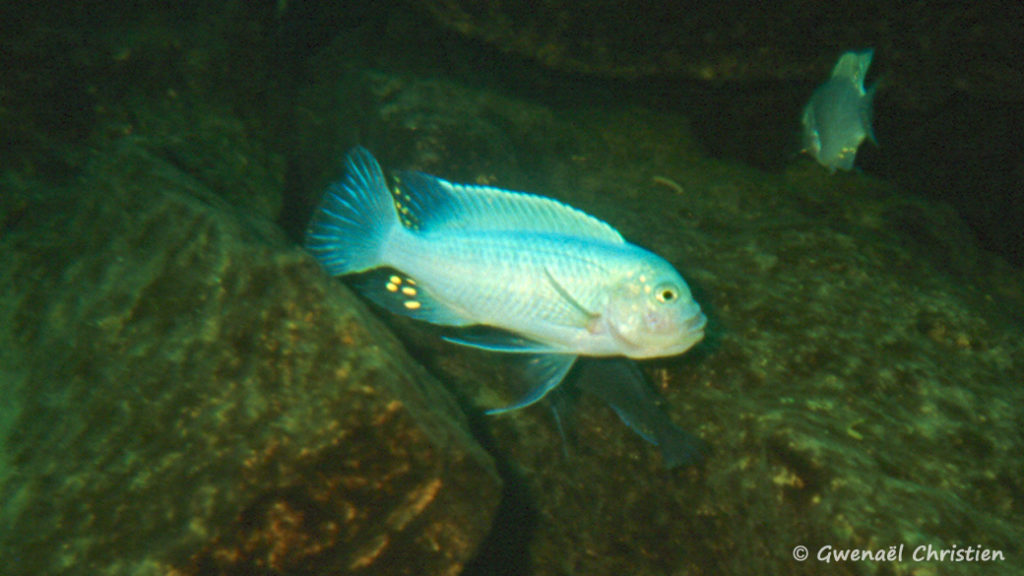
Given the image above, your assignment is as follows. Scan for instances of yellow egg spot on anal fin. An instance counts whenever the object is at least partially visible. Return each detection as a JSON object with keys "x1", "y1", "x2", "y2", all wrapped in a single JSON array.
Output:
[
  {"x1": 401, "y1": 286, "x2": 417, "y2": 296},
  {"x1": 404, "y1": 300, "x2": 422, "y2": 310}
]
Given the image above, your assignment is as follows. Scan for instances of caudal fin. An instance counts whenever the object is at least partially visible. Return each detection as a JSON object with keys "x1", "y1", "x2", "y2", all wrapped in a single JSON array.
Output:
[{"x1": 305, "y1": 147, "x2": 399, "y2": 275}]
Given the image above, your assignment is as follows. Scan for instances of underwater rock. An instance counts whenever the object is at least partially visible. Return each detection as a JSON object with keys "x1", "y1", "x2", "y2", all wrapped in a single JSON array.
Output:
[
  {"x1": 0, "y1": 140, "x2": 501, "y2": 576},
  {"x1": 417, "y1": 1, "x2": 1023, "y2": 99},
  {"x1": 288, "y1": 66, "x2": 1024, "y2": 576},
  {"x1": 0, "y1": 1, "x2": 285, "y2": 221}
]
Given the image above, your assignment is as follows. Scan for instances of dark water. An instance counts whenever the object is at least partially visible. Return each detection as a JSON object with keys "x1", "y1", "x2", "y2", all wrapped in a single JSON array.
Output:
[{"x1": 2, "y1": 2, "x2": 1022, "y2": 575}]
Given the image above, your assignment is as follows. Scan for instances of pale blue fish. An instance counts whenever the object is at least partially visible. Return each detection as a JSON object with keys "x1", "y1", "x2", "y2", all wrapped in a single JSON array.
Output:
[
  {"x1": 802, "y1": 49, "x2": 877, "y2": 172},
  {"x1": 305, "y1": 148, "x2": 707, "y2": 459}
]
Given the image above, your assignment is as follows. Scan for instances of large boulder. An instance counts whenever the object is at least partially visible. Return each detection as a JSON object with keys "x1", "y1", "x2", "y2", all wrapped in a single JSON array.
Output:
[{"x1": 0, "y1": 139, "x2": 501, "y2": 576}]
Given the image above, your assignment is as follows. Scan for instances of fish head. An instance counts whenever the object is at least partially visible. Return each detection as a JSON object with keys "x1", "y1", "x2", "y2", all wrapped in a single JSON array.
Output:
[
  {"x1": 604, "y1": 256, "x2": 706, "y2": 359},
  {"x1": 802, "y1": 83, "x2": 869, "y2": 173}
]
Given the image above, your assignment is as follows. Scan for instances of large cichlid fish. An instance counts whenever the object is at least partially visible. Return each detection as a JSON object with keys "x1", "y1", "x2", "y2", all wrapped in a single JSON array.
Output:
[{"x1": 306, "y1": 148, "x2": 708, "y2": 465}]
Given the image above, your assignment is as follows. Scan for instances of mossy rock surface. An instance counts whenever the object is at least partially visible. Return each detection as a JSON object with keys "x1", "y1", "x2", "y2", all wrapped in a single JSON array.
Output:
[{"x1": 0, "y1": 140, "x2": 501, "y2": 576}]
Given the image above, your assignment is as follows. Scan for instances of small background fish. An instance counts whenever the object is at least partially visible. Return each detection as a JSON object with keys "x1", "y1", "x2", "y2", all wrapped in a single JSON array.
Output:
[{"x1": 802, "y1": 49, "x2": 877, "y2": 172}]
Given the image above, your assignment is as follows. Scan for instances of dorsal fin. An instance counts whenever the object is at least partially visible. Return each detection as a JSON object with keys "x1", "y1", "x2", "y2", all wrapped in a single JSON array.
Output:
[{"x1": 390, "y1": 171, "x2": 625, "y2": 244}]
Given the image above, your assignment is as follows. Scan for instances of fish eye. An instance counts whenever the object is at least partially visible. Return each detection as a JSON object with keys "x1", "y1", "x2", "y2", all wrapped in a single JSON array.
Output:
[{"x1": 654, "y1": 283, "x2": 678, "y2": 304}]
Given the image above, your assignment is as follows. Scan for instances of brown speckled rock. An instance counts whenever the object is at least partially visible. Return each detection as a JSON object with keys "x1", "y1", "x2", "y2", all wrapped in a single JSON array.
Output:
[{"x1": 0, "y1": 139, "x2": 501, "y2": 576}]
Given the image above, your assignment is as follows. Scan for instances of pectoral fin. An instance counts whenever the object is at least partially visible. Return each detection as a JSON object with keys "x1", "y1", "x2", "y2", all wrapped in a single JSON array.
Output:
[
  {"x1": 543, "y1": 267, "x2": 601, "y2": 330},
  {"x1": 485, "y1": 355, "x2": 577, "y2": 415}
]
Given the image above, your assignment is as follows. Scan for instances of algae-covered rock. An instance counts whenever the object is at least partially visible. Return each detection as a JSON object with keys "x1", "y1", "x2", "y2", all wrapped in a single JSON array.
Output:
[{"x1": 0, "y1": 140, "x2": 501, "y2": 576}]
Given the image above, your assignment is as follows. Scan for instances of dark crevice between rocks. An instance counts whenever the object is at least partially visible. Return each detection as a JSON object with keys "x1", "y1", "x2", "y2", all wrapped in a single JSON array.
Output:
[
  {"x1": 459, "y1": 441, "x2": 538, "y2": 576},
  {"x1": 425, "y1": 368, "x2": 540, "y2": 576},
  {"x1": 358, "y1": 314, "x2": 542, "y2": 574}
]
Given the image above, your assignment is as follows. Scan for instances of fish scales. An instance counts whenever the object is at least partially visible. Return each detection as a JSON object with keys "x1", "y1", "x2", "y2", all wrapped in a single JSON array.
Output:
[{"x1": 386, "y1": 230, "x2": 612, "y2": 334}]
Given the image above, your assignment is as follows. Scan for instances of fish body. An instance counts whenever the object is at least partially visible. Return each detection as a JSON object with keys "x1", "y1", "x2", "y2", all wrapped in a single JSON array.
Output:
[
  {"x1": 385, "y1": 227, "x2": 703, "y2": 358},
  {"x1": 306, "y1": 148, "x2": 706, "y2": 423},
  {"x1": 802, "y1": 49, "x2": 877, "y2": 172}
]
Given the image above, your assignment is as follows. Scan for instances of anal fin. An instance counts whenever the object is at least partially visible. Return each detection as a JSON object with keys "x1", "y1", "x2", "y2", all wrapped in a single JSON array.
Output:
[{"x1": 353, "y1": 268, "x2": 471, "y2": 326}]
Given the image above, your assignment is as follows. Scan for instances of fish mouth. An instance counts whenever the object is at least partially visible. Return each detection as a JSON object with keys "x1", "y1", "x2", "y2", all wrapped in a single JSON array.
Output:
[
  {"x1": 685, "y1": 310, "x2": 707, "y2": 333},
  {"x1": 659, "y1": 309, "x2": 706, "y2": 356},
  {"x1": 619, "y1": 309, "x2": 707, "y2": 359},
  {"x1": 674, "y1": 311, "x2": 707, "y2": 352}
]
